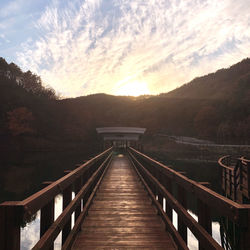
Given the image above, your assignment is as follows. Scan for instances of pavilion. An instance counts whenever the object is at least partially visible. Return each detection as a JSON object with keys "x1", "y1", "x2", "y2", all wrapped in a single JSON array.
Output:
[{"x1": 96, "y1": 127, "x2": 146, "y2": 150}]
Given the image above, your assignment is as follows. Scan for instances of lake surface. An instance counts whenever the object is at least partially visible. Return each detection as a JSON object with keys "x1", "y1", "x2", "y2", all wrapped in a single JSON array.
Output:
[{"x1": 0, "y1": 150, "x2": 93, "y2": 203}]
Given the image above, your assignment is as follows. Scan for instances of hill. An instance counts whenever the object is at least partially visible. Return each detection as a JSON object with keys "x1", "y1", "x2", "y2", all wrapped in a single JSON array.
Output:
[
  {"x1": 0, "y1": 56, "x2": 249, "y2": 154},
  {"x1": 165, "y1": 58, "x2": 250, "y2": 101},
  {"x1": 60, "y1": 58, "x2": 250, "y2": 143}
]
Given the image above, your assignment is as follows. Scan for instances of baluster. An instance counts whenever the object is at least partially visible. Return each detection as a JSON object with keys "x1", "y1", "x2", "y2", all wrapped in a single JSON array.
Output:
[
  {"x1": 229, "y1": 170, "x2": 232, "y2": 197},
  {"x1": 62, "y1": 184, "x2": 72, "y2": 244},
  {"x1": 198, "y1": 199, "x2": 212, "y2": 250},
  {"x1": 74, "y1": 177, "x2": 82, "y2": 223},
  {"x1": 178, "y1": 185, "x2": 187, "y2": 243},
  {"x1": 158, "y1": 172, "x2": 163, "y2": 208},
  {"x1": 164, "y1": 176, "x2": 173, "y2": 221},
  {"x1": 82, "y1": 169, "x2": 90, "y2": 206},
  {"x1": 40, "y1": 181, "x2": 54, "y2": 250},
  {"x1": 222, "y1": 168, "x2": 225, "y2": 191}
]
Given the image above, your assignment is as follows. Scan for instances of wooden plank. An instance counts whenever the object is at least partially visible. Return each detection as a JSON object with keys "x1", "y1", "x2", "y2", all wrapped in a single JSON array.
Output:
[{"x1": 72, "y1": 155, "x2": 177, "y2": 249}]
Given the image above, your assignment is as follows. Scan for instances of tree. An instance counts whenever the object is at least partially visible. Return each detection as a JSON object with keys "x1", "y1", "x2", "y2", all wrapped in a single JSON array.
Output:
[
  {"x1": 194, "y1": 106, "x2": 219, "y2": 138},
  {"x1": 8, "y1": 62, "x2": 22, "y2": 76},
  {"x1": 0, "y1": 57, "x2": 8, "y2": 70},
  {"x1": 23, "y1": 70, "x2": 43, "y2": 94},
  {"x1": 7, "y1": 107, "x2": 35, "y2": 136}
]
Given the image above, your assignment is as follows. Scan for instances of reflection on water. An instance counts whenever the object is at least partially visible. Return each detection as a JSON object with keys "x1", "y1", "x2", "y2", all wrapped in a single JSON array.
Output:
[
  {"x1": 21, "y1": 194, "x2": 63, "y2": 249},
  {"x1": 21, "y1": 212, "x2": 40, "y2": 250},
  {"x1": 21, "y1": 192, "x2": 76, "y2": 249},
  {"x1": 54, "y1": 194, "x2": 62, "y2": 250},
  {"x1": 163, "y1": 196, "x2": 222, "y2": 248},
  {"x1": 0, "y1": 151, "x2": 91, "y2": 203},
  {"x1": 187, "y1": 210, "x2": 221, "y2": 249}
]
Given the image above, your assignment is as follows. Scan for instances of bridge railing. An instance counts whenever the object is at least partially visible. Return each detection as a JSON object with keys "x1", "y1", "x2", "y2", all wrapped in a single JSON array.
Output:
[
  {"x1": 219, "y1": 155, "x2": 250, "y2": 202},
  {"x1": 128, "y1": 147, "x2": 250, "y2": 250},
  {"x1": 0, "y1": 147, "x2": 113, "y2": 250}
]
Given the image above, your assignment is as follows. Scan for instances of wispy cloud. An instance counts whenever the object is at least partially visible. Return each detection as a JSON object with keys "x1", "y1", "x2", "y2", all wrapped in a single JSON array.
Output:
[{"x1": 15, "y1": 0, "x2": 250, "y2": 97}]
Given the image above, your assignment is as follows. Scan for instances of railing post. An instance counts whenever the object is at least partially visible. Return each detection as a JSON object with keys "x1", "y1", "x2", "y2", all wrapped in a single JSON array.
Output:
[
  {"x1": 178, "y1": 185, "x2": 187, "y2": 243},
  {"x1": 158, "y1": 172, "x2": 163, "y2": 208},
  {"x1": 74, "y1": 176, "x2": 82, "y2": 223},
  {"x1": 40, "y1": 182, "x2": 54, "y2": 250},
  {"x1": 0, "y1": 202, "x2": 22, "y2": 250},
  {"x1": 62, "y1": 184, "x2": 72, "y2": 244},
  {"x1": 164, "y1": 176, "x2": 173, "y2": 221},
  {"x1": 223, "y1": 169, "x2": 227, "y2": 193},
  {"x1": 198, "y1": 199, "x2": 212, "y2": 250}
]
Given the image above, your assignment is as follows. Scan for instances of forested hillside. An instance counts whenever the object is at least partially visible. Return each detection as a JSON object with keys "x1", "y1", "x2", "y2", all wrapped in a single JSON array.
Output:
[
  {"x1": 61, "y1": 58, "x2": 250, "y2": 143},
  {"x1": 0, "y1": 57, "x2": 249, "y2": 155},
  {"x1": 0, "y1": 57, "x2": 98, "y2": 153}
]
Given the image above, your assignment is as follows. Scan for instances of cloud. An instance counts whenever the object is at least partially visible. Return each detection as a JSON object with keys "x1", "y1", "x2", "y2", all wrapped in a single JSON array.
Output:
[{"x1": 16, "y1": 0, "x2": 250, "y2": 97}]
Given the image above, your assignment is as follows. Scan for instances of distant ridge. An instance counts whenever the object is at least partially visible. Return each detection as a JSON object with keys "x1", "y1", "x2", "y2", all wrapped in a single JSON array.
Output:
[{"x1": 163, "y1": 58, "x2": 250, "y2": 100}]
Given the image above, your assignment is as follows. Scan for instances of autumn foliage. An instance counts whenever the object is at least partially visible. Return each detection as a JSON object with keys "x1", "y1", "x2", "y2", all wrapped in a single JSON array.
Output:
[{"x1": 7, "y1": 107, "x2": 34, "y2": 136}]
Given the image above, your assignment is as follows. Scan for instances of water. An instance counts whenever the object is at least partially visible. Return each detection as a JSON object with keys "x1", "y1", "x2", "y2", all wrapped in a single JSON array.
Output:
[{"x1": 0, "y1": 151, "x2": 92, "y2": 203}]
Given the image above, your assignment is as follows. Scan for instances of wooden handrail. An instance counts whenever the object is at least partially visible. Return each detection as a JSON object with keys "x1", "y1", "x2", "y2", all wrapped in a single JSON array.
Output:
[
  {"x1": 128, "y1": 150, "x2": 222, "y2": 250},
  {"x1": 219, "y1": 155, "x2": 250, "y2": 203},
  {"x1": 0, "y1": 147, "x2": 113, "y2": 250},
  {"x1": 62, "y1": 154, "x2": 113, "y2": 249},
  {"x1": 218, "y1": 155, "x2": 234, "y2": 170},
  {"x1": 20, "y1": 147, "x2": 112, "y2": 217},
  {"x1": 33, "y1": 152, "x2": 113, "y2": 249},
  {"x1": 129, "y1": 147, "x2": 250, "y2": 223},
  {"x1": 128, "y1": 147, "x2": 250, "y2": 249}
]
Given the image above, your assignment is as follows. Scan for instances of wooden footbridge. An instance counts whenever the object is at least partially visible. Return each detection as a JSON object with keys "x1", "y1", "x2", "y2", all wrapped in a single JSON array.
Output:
[{"x1": 1, "y1": 147, "x2": 250, "y2": 249}]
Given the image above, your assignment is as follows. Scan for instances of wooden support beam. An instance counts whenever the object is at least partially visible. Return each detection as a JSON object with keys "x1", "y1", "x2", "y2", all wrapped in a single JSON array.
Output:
[
  {"x1": 158, "y1": 173, "x2": 164, "y2": 208},
  {"x1": 0, "y1": 202, "x2": 22, "y2": 250},
  {"x1": 165, "y1": 177, "x2": 173, "y2": 221},
  {"x1": 74, "y1": 177, "x2": 82, "y2": 223},
  {"x1": 198, "y1": 199, "x2": 212, "y2": 250},
  {"x1": 62, "y1": 184, "x2": 72, "y2": 244},
  {"x1": 178, "y1": 185, "x2": 187, "y2": 244},
  {"x1": 40, "y1": 182, "x2": 54, "y2": 250}
]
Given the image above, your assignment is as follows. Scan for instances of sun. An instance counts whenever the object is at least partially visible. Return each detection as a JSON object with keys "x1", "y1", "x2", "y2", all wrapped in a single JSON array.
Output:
[{"x1": 115, "y1": 81, "x2": 150, "y2": 96}]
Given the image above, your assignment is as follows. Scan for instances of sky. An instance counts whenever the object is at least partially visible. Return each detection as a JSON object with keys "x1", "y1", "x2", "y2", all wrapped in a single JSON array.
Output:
[{"x1": 0, "y1": 0, "x2": 250, "y2": 97}]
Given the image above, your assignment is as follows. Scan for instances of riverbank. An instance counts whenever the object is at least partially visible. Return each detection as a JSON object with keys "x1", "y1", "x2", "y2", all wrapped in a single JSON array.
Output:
[{"x1": 143, "y1": 134, "x2": 250, "y2": 162}]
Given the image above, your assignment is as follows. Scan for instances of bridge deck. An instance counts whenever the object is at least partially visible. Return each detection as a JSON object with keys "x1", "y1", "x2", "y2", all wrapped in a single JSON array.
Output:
[{"x1": 72, "y1": 155, "x2": 177, "y2": 249}]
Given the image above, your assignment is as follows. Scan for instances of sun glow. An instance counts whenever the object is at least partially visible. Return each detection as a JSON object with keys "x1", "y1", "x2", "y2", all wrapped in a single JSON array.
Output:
[{"x1": 114, "y1": 81, "x2": 150, "y2": 96}]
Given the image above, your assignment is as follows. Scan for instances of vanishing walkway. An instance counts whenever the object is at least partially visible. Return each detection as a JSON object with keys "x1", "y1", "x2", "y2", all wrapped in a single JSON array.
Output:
[{"x1": 72, "y1": 155, "x2": 176, "y2": 249}]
